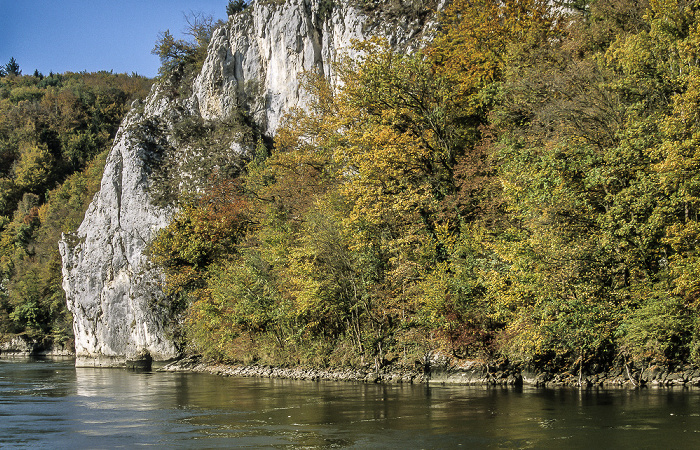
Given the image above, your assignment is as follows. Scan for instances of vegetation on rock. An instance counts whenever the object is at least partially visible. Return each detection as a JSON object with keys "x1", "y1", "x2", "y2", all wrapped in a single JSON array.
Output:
[{"x1": 152, "y1": 12, "x2": 223, "y2": 96}]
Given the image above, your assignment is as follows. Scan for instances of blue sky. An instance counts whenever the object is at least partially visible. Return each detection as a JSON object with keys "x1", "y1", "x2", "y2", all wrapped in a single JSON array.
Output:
[{"x1": 0, "y1": 0, "x2": 231, "y2": 78}]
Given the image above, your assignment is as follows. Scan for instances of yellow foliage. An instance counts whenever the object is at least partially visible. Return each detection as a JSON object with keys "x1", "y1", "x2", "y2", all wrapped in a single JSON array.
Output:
[
  {"x1": 13, "y1": 142, "x2": 53, "y2": 192},
  {"x1": 428, "y1": 0, "x2": 560, "y2": 112}
]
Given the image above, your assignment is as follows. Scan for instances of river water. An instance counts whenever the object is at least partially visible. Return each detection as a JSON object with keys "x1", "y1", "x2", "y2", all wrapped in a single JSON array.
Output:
[{"x1": 1, "y1": 358, "x2": 699, "y2": 449}]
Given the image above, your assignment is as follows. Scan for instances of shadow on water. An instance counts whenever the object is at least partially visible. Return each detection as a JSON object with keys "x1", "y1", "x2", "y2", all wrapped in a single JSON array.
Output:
[{"x1": 2, "y1": 359, "x2": 700, "y2": 448}]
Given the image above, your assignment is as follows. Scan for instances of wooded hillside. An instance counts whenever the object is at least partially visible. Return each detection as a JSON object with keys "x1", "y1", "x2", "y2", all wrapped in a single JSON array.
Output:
[
  {"x1": 151, "y1": 0, "x2": 700, "y2": 373},
  {"x1": 0, "y1": 68, "x2": 151, "y2": 346}
]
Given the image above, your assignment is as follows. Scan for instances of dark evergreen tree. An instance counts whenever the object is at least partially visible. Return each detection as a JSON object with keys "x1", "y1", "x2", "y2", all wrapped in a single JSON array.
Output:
[
  {"x1": 227, "y1": 0, "x2": 247, "y2": 16},
  {"x1": 5, "y1": 57, "x2": 21, "y2": 76}
]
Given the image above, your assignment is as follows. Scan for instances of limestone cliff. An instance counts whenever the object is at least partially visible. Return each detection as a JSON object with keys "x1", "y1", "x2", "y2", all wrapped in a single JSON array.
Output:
[
  {"x1": 58, "y1": 97, "x2": 179, "y2": 367},
  {"x1": 59, "y1": 0, "x2": 436, "y2": 367}
]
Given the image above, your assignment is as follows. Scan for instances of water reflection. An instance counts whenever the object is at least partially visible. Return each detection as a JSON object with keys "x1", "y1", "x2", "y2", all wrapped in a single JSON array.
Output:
[{"x1": 3, "y1": 359, "x2": 700, "y2": 448}]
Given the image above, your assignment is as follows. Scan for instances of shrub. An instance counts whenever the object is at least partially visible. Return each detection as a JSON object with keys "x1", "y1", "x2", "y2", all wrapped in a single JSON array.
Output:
[{"x1": 227, "y1": 0, "x2": 248, "y2": 16}]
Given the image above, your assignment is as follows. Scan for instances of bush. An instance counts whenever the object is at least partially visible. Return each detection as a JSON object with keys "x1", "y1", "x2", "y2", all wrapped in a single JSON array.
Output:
[
  {"x1": 227, "y1": 0, "x2": 248, "y2": 16},
  {"x1": 152, "y1": 12, "x2": 219, "y2": 88}
]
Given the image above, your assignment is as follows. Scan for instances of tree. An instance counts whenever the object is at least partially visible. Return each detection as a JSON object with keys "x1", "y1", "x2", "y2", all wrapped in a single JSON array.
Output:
[
  {"x1": 152, "y1": 12, "x2": 218, "y2": 85},
  {"x1": 5, "y1": 57, "x2": 20, "y2": 76},
  {"x1": 227, "y1": 0, "x2": 247, "y2": 16}
]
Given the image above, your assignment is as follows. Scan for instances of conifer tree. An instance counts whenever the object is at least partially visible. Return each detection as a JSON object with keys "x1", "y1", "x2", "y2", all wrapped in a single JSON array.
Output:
[{"x1": 5, "y1": 57, "x2": 20, "y2": 76}]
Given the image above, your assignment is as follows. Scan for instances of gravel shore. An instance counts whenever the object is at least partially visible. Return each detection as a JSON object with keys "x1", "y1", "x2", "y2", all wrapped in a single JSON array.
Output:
[{"x1": 159, "y1": 355, "x2": 700, "y2": 388}]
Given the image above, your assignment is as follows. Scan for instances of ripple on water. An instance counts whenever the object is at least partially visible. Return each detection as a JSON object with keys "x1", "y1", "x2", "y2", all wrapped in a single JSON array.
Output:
[{"x1": 3, "y1": 361, "x2": 700, "y2": 448}]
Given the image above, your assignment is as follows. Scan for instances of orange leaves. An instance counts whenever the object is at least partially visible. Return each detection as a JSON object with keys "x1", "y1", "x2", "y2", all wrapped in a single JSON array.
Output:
[{"x1": 149, "y1": 178, "x2": 250, "y2": 295}]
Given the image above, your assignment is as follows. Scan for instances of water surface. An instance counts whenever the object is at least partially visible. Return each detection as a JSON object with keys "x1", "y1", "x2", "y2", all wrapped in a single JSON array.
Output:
[{"x1": 1, "y1": 358, "x2": 698, "y2": 448}]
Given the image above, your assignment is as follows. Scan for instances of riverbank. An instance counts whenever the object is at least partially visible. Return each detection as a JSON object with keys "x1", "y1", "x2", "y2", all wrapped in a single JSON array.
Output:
[
  {"x1": 159, "y1": 355, "x2": 700, "y2": 388},
  {"x1": 159, "y1": 355, "x2": 431, "y2": 384},
  {"x1": 0, "y1": 335, "x2": 74, "y2": 357}
]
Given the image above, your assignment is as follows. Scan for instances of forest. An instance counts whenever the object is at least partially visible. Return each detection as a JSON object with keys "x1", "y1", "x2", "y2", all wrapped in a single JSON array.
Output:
[
  {"x1": 4, "y1": 0, "x2": 700, "y2": 376},
  {"x1": 0, "y1": 65, "x2": 151, "y2": 347},
  {"x1": 149, "y1": 0, "x2": 700, "y2": 374}
]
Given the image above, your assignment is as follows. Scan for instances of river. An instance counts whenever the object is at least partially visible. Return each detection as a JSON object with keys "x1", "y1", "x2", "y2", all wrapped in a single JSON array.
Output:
[{"x1": 1, "y1": 358, "x2": 699, "y2": 448}]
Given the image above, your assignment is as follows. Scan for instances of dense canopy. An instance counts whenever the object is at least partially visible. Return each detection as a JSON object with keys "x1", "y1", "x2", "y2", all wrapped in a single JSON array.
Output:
[{"x1": 150, "y1": 0, "x2": 700, "y2": 373}]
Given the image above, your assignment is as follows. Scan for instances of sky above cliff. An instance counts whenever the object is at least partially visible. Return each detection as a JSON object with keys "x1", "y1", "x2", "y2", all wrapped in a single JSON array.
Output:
[{"x1": 0, "y1": 0, "x2": 230, "y2": 78}]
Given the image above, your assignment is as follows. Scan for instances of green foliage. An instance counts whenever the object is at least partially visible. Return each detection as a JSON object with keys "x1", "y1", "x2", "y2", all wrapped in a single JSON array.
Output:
[
  {"x1": 226, "y1": 0, "x2": 248, "y2": 16},
  {"x1": 0, "y1": 69, "x2": 150, "y2": 345},
  {"x1": 482, "y1": 0, "x2": 700, "y2": 369},
  {"x1": 145, "y1": 0, "x2": 700, "y2": 373},
  {"x1": 618, "y1": 295, "x2": 694, "y2": 364}
]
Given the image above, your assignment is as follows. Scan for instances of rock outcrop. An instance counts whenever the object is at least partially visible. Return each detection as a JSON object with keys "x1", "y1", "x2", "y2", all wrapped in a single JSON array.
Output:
[
  {"x1": 192, "y1": 0, "x2": 434, "y2": 132},
  {"x1": 0, "y1": 335, "x2": 74, "y2": 357},
  {"x1": 60, "y1": 0, "x2": 436, "y2": 367},
  {"x1": 59, "y1": 100, "x2": 178, "y2": 367}
]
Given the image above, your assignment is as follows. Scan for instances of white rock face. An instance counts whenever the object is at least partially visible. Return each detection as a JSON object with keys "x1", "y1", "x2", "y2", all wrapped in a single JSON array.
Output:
[
  {"x1": 60, "y1": 0, "x2": 434, "y2": 366},
  {"x1": 192, "y1": 0, "x2": 433, "y2": 133},
  {"x1": 59, "y1": 105, "x2": 178, "y2": 367}
]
